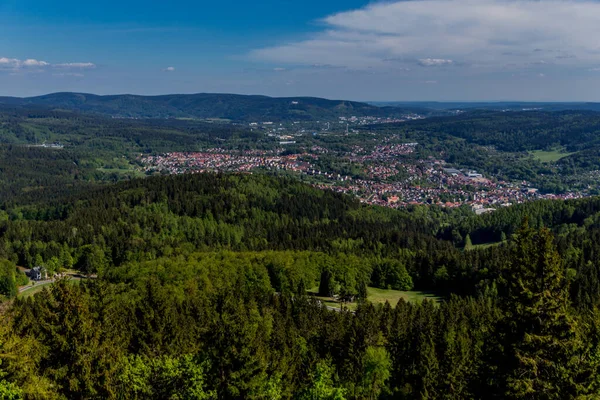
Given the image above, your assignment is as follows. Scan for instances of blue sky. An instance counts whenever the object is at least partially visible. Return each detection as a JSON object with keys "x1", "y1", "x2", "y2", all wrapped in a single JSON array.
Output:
[{"x1": 3, "y1": 0, "x2": 600, "y2": 101}]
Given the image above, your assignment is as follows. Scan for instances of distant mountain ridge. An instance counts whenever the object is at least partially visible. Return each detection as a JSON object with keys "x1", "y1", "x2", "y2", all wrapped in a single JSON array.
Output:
[
  {"x1": 371, "y1": 100, "x2": 600, "y2": 112},
  {"x1": 0, "y1": 92, "x2": 417, "y2": 122}
]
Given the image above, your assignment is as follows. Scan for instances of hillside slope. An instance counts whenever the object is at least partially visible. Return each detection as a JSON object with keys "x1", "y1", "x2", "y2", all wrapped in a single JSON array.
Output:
[{"x1": 0, "y1": 92, "x2": 407, "y2": 121}]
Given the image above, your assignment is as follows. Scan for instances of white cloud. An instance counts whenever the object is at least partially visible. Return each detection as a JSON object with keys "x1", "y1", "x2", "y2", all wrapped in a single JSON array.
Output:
[
  {"x1": 418, "y1": 58, "x2": 453, "y2": 67},
  {"x1": 163, "y1": 66, "x2": 175, "y2": 72},
  {"x1": 0, "y1": 57, "x2": 95, "y2": 72},
  {"x1": 250, "y1": 0, "x2": 600, "y2": 71},
  {"x1": 54, "y1": 62, "x2": 96, "y2": 69},
  {"x1": 22, "y1": 59, "x2": 50, "y2": 67},
  {"x1": 0, "y1": 57, "x2": 49, "y2": 69},
  {"x1": 0, "y1": 58, "x2": 19, "y2": 68},
  {"x1": 273, "y1": 67, "x2": 287, "y2": 72}
]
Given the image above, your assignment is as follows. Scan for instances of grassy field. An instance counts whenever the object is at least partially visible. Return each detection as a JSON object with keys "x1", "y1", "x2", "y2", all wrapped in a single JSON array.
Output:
[
  {"x1": 19, "y1": 281, "x2": 55, "y2": 299},
  {"x1": 471, "y1": 241, "x2": 506, "y2": 250},
  {"x1": 19, "y1": 279, "x2": 80, "y2": 299},
  {"x1": 530, "y1": 149, "x2": 576, "y2": 163},
  {"x1": 311, "y1": 287, "x2": 442, "y2": 311},
  {"x1": 367, "y1": 287, "x2": 441, "y2": 304}
]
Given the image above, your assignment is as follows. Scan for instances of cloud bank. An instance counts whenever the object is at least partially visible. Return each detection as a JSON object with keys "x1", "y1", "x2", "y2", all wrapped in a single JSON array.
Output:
[
  {"x1": 0, "y1": 57, "x2": 96, "y2": 72},
  {"x1": 250, "y1": 0, "x2": 600, "y2": 71}
]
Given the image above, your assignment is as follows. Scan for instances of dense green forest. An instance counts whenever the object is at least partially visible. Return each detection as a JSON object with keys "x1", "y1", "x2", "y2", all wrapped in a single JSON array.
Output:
[
  {"x1": 0, "y1": 106, "x2": 266, "y2": 153},
  {"x1": 5, "y1": 102, "x2": 600, "y2": 398},
  {"x1": 0, "y1": 106, "x2": 271, "y2": 204},
  {"x1": 372, "y1": 110, "x2": 600, "y2": 152},
  {"x1": 2, "y1": 173, "x2": 600, "y2": 398}
]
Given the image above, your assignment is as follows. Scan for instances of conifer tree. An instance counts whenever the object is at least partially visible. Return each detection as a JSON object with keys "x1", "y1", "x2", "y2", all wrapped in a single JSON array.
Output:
[
  {"x1": 495, "y1": 220, "x2": 588, "y2": 399},
  {"x1": 464, "y1": 234, "x2": 474, "y2": 251}
]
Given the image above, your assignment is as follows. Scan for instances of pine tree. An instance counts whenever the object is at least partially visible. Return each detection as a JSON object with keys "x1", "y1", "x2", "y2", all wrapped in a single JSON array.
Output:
[
  {"x1": 495, "y1": 220, "x2": 587, "y2": 399},
  {"x1": 299, "y1": 360, "x2": 346, "y2": 400},
  {"x1": 464, "y1": 234, "x2": 474, "y2": 251}
]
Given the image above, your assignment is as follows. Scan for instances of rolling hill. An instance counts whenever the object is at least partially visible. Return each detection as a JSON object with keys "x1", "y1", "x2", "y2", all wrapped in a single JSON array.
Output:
[{"x1": 0, "y1": 92, "x2": 413, "y2": 122}]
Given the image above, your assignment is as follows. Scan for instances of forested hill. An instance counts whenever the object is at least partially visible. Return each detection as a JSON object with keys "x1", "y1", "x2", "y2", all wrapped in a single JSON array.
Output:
[
  {"x1": 0, "y1": 92, "x2": 407, "y2": 121},
  {"x1": 9, "y1": 173, "x2": 450, "y2": 259},
  {"x1": 368, "y1": 109, "x2": 600, "y2": 152},
  {"x1": 3, "y1": 136, "x2": 600, "y2": 397},
  {"x1": 8, "y1": 171, "x2": 600, "y2": 299},
  {"x1": 5, "y1": 173, "x2": 600, "y2": 397}
]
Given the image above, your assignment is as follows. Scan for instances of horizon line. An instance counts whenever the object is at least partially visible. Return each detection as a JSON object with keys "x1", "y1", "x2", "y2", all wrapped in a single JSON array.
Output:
[{"x1": 1, "y1": 91, "x2": 599, "y2": 104}]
